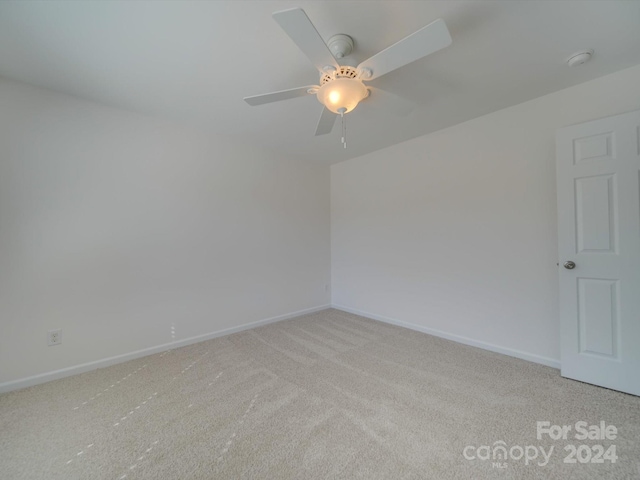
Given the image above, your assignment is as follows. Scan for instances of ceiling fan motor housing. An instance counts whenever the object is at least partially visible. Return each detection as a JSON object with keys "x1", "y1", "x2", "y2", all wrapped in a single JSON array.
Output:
[{"x1": 320, "y1": 65, "x2": 359, "y2": 84}]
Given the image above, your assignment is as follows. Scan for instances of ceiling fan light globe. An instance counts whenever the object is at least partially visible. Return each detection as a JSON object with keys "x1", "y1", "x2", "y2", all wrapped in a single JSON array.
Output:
[{"x1": 317, "y1": 78, "x2": 368, "y2": 114}]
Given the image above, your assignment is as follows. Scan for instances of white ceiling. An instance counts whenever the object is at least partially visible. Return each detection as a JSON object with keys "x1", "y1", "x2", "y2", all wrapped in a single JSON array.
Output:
[{"x1": 1, "y1": 1, "x2": 639, "y2": 163}]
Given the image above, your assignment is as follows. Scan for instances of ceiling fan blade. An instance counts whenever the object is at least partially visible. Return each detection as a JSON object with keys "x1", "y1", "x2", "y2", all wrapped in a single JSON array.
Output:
[
  {"x1": 272, "y1": 8, "x2": 339, "y2": 73},
  {"x1": 357, "y1": 19, "x2": 451, "y2": 81},
  {"x1": 315, "y1": 107, "x2": 337, "y2": 136},
  {"x1": 244, "y1": 85, "x2": 317, "y2": 106},
  {"x1": 365, "y1": 87, "x2": 414, "y2": 116}
]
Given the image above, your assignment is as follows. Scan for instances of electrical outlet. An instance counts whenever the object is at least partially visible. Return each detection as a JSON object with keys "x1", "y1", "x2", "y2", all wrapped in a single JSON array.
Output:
[{"x1": 48, "y1": 329, "x2": 62, "y2": 346}]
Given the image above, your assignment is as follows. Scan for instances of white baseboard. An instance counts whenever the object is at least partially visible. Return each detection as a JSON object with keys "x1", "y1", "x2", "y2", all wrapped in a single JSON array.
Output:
[
  {"x1": 332, "y1": 304, "x2": 561, "y2": 369},
  {"x1": 0, "y1": 304, "x2": 331, "y2": 394}
]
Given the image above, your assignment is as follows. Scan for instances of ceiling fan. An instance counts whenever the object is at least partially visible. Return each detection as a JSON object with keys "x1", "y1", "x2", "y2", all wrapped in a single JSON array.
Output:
[{"x1": 244, "y1": 7, "x2": 452, "y2": 140}]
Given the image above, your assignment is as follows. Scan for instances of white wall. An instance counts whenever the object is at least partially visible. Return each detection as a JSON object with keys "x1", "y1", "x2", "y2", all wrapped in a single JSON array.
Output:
[
  {"x1": 0, "y1": 78, "x2": 330, "y2": 387},
  {"x1": 331, "y1": 65, "x2": 640, "y2": 367}
]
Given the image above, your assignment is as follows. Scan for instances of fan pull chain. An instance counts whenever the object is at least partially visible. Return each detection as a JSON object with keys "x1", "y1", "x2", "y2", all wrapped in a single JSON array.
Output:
[{"x1": 341, "y1": 111, "x2": 347, "y2": 149}]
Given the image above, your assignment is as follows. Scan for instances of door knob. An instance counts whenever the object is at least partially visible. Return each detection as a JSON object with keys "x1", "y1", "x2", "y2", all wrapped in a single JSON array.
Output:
[{"x1": 563, "y1": 261, "x2": 576, "y2": 270}]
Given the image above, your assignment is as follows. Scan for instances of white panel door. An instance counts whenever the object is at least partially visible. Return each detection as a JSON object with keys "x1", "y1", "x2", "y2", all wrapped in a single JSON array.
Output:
[{"x1": 557, "y1": 109, "x2": 640, "y2": 396}]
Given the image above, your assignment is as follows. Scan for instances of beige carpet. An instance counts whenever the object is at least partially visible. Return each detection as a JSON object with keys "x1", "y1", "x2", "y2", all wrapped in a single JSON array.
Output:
[{"x1": 1, "y1": 308, "x2": 639, "y2": 479}]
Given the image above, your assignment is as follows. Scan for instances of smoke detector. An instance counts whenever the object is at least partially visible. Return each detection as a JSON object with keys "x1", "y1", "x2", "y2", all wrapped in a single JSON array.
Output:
[{"x1": 567, "y1": 50, "x2": 593, "y2": 67}]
